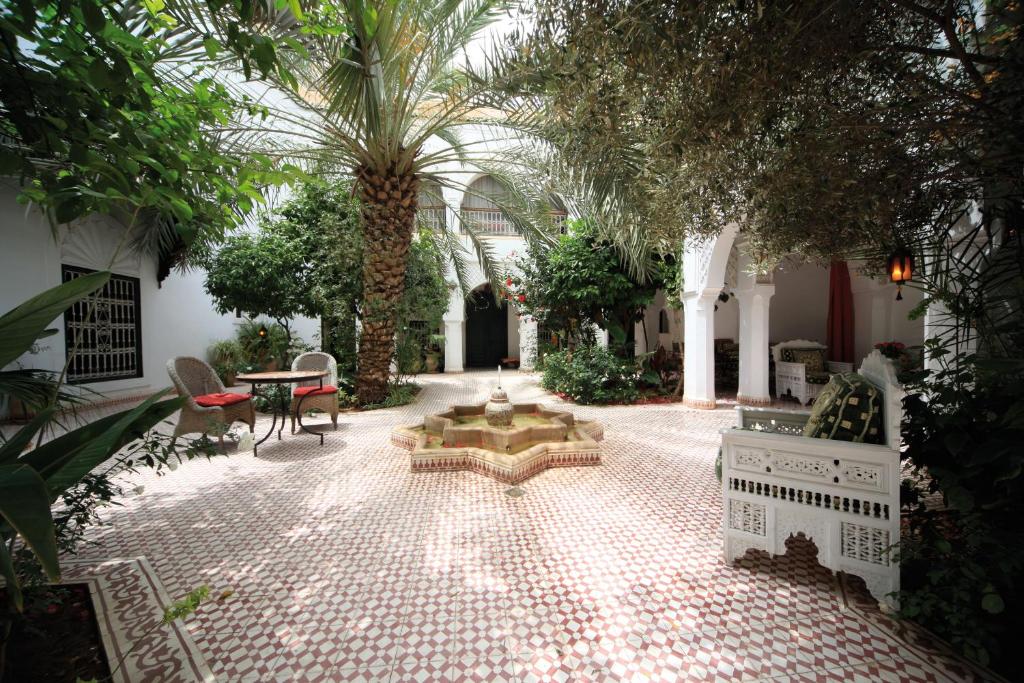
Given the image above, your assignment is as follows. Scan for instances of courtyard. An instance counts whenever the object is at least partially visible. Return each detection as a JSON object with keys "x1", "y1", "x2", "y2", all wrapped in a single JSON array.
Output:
[
  {"x1": 0, "y1": 1, "x2": 1020, "y2": 680},
  {"x1": 64, "y1": 371, "x2": 983, "y2": 682}
]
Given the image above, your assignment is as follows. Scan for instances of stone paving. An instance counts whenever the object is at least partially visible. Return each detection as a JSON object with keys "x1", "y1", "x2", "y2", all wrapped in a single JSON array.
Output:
[{"x1": 71, "y1": 370, "x2": 992, "y2": 682}]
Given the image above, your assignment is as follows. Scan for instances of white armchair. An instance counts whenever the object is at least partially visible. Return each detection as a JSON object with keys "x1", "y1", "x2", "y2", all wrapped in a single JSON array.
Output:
[{"x1": 772, "y1": 340, "x2": 854, "y2": 405}]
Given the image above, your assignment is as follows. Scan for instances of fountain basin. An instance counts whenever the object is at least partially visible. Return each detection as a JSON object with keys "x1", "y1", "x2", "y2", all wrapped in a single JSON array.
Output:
[{"x1": 391, "y1": 402, "x2": 603, "y2": 484}]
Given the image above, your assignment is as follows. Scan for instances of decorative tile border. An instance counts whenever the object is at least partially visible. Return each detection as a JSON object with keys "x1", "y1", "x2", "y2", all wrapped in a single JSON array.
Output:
[
  {"x1": 61, "y1": 557, "x2": 214, "y2": 683},
  {"x1": 393, "y1": 420, "x2": 603, "y2": 484}
]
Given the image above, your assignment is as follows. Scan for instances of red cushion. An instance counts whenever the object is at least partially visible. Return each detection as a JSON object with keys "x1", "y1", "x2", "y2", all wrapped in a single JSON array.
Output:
[
  {"x1": 293, "y1": 384, "x2": 338, "y2": 397},
  {"x1": 194, "y1": 392, "x2": 251, "y2": 407}
]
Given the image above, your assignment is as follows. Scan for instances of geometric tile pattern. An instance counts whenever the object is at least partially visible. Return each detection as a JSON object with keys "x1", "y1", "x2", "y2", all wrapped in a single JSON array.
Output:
[{"x1": 66, "y1": 371, "x2": 997, "y2": 682}]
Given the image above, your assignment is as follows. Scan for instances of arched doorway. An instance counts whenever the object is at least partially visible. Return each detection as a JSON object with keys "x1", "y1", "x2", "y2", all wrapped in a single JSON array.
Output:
[{"x1": 465, "y1": 284, "x2": 508, "y2": 368}]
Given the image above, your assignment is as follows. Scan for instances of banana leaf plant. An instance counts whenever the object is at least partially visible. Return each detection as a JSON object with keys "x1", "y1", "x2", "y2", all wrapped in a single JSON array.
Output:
[{"x1": 0, "y1": 272, "x2": 185, "y2": 612}]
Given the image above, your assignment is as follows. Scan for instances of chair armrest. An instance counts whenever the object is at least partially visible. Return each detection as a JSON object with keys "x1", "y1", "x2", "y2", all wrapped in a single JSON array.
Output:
[
  {"x1": 827, "y1": 361, "x2": 854, "y2": 374},
  {"x1": 775, "y1": 360, "x2": 806, "y2": 380}
]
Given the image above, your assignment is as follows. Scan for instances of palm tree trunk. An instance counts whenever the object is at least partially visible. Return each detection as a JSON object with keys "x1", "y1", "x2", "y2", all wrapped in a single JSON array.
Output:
[{"x1": 355, "y1": 163, "x2": 419, "y2": 405}]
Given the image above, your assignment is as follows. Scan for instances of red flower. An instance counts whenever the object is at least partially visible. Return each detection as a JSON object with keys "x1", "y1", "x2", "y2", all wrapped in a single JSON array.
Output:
[
  {"x1": 517, "y1": 294, "x2": 526, "y2": 303},
  {"x1": 506, "y1": 277, "x2": 513, "y2": 287}
]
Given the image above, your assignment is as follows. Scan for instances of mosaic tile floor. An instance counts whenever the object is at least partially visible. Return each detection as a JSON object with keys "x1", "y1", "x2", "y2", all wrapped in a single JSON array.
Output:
[{"x1": 72, "y1": 371, "x2": 994, "y2": 682}]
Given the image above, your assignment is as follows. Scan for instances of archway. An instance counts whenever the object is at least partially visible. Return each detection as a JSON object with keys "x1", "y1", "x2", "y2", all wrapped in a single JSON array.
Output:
[{"x1": 465, "y1": 284, "x2": 508, "y2": 368}]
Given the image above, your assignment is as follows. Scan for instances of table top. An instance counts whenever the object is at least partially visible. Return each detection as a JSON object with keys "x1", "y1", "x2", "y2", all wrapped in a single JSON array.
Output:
[{"x1": 236, "y1": 370, "x2": 328, "y2": 384}]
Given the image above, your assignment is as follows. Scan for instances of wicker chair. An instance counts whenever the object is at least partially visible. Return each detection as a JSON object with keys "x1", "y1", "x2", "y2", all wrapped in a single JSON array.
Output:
[
  {"x1": 289, "y1": 352, "x2": 340, "y2": 433},
  {"x1": 167, "y1": 356, "x2": 255, "y2": 449}
]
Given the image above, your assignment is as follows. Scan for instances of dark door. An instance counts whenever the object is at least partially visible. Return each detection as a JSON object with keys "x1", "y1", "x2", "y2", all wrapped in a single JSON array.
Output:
[{"x1": 465, "y1": 287, "x2": 508, "y2": 368}]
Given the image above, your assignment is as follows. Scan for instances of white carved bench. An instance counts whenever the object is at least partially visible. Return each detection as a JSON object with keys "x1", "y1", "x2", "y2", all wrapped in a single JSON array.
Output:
[{"x1": 721, "y1": 350, "x2": 903, "y2": 607}]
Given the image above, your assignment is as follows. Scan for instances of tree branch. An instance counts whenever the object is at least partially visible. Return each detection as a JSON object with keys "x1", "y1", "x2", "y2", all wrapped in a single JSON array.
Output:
[{"x1": 883, "y1": 43, "x2": 1004, "y2": 66}]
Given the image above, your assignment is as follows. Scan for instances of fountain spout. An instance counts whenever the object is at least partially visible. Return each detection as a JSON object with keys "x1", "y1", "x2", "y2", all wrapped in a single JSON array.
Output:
[{"x1": 484, "y1": 380, "x2": 514, "y2": 427}]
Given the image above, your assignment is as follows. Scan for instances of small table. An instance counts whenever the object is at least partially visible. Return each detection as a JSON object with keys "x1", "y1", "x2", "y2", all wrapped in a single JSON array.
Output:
[{"x1": 236, "y1": 370, "x2": 328, "y2": 456}]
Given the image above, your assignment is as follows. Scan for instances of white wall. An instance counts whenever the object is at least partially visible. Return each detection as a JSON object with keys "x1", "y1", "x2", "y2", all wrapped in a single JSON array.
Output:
[
  {"x1": 0, "y1": 184, "x2": 319, "y2": 404},
  {"x1": 768, "y1": 259, "x2": 923, "y2": 365},
  {"x1": 769, "y1": 262, "x2": 831, "y2": 344},
  {"x1": 714, "y1": 292, "x2": 740, "y2": 342},
  {"x1": 506, "y1": 304, "x2": 520, "y2": 357}
]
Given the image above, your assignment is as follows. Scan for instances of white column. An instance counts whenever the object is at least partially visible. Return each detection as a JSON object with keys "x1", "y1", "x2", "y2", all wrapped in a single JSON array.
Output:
[
  {"x1": 682, "y1": 289, "x2": 719, "y2": 409},
  {"x1": 442, "y1": 284, "x2": 465, "y2": 372},
  {"x1": 735, "y1": 283, "x2": 775, "y2": 406},
  {"x1": 444, "y1": 320, "x2": 464, "y2": 372},
  {"x1": 518, "y1": 316, "x2": 538, "y2": 371}
]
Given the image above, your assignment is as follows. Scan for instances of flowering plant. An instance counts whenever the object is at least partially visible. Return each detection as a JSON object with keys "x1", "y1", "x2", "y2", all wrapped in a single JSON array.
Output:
[{"x1": 874, "y1": 341, "x2": 906, "y2": 360}]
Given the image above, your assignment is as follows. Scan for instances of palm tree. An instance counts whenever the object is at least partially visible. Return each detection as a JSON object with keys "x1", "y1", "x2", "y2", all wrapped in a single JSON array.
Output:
[{"x1": 256, "y1": 0, "x2": 555, "y2": 404}]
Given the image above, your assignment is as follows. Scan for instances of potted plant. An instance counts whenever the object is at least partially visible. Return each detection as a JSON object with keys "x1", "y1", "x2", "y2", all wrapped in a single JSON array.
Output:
[
  {"x1": 424, "y1": 334, "x2": 445, "y2": 373},
  {"x1": 873, "y1": 340, "x2": 906, "y2": 361},
  {"x1": 208, "y1": 339, "x2": 245, "y2": 387}
]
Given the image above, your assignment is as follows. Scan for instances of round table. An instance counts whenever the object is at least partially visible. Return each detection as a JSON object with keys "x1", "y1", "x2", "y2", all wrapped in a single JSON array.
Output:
[{"x1": 236, "y1": 370, "x2": 329, "y2": 456}]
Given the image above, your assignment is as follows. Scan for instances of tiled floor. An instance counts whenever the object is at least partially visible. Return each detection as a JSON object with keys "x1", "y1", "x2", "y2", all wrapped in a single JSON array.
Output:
[{"x1": 71, "y1": 371, "x2": 992, "y2": 682}]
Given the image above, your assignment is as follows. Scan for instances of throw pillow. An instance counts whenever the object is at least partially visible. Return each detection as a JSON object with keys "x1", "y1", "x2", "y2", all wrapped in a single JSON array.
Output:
[
  {"x1": 802, "y1": 373, "x2": 884, "y2": 444},
  {"x1": 787, "y1": 348, "x2": 826, "y2": 372}
]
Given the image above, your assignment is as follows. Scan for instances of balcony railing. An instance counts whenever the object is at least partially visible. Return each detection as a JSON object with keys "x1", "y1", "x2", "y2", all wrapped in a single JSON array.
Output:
[
  {"x1": 417, "y1": 206, "x2": 446, "y2": 232},
  {"x1": 460, "y1": 208, "x2": 570, "y2": 236},
  {"x1": 460, "y1": 208, "x2": 517, "y2": 236}
]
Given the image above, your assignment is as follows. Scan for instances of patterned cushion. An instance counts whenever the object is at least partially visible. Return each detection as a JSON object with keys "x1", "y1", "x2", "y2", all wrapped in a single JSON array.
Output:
[
  {"x1": 802, "y1": 373, "x2": 884, "y2": 444},
  {"x1": 781, "y1": 347, "x2": 826, "y2": 372},
  {"x1": 805, "y1": 371, "x2": 832, "y2": 385}
]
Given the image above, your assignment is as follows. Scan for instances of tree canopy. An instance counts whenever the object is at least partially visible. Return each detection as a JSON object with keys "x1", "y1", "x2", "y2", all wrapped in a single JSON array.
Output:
[
  {"x1": 0, "y1": 0, "x2": 301, "y2": 270},
  {"x1": 507, "y1": 0, "x2": 1023, "y2": 269},
  {"x1": 512, "y1": 219, "x2": 669, "y2": 352}
]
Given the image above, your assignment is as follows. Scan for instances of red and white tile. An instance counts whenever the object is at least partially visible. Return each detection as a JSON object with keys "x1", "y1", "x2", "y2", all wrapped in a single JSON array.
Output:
[{"x1": 66, "y1": 371, "x2": 992, "y2": 682}]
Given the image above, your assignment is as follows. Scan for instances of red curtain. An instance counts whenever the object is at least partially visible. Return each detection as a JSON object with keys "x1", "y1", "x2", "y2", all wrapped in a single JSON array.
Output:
[{"x1": 827, "y1": 260, "x2": 855, "y2": 364}]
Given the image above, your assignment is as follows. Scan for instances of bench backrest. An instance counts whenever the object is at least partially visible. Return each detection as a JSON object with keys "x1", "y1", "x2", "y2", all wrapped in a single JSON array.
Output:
[{"x1": 856, "y1": 350, "x2": 905, "y2": 451}]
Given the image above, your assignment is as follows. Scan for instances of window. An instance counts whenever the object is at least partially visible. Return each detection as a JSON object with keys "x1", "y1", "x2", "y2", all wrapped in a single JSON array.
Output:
[
  {"x1": 659, "y1": 309, "x2": 670, "y2": 334},
  {"x1": 62, "y1": 265, "x2": 142, "y2": 384}
]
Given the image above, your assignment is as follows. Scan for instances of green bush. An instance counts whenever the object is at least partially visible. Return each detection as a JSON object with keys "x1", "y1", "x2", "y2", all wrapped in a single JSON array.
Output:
[
  {"x1": 236, "y1": 320, "x2": 290, "y2": 370},
  {"x1": 898, "y1": 354, "x2": 1024, "y2": 669},
  {"x1": 540, "y1": 345, "x2": 641, "y2": 404}
]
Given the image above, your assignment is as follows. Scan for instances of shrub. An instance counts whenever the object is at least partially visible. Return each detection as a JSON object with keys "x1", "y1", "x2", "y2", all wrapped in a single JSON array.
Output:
[
  {"x1": 236, "y1": 320, "x2": 291, "y2": 370},
  {"x1": 897, "y1": 354, "x2": 1024, "y2": 669},
  {"x1": 540, "y1": 345, "x2": 641, "y2": 404}
]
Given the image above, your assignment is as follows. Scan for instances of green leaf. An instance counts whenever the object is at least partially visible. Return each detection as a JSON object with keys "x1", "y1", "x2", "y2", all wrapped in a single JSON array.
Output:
[
  {"x1": 981, "y1": 592, "x2": 1005, "y2": 614},
  {"x1": 0, "y1": 407, "x2": 56, "y2": 465},
  {"x1": 203, "y1": 37, "x2": 221, "y2": 59},
  {"x1": 54, "y1": 195, "x2": 85, "y2": 224},
  {"x1": 362, "y1": 5, "x2": 378, "y2": 37},
  {"x1": 169, "y1": 198, "x2": 194, "y2": 222},
  {"x1": 81, "y1": 1, "x2": 106, "y2": 34},
  {"x1": 0, "y1": 464, "x2": 60, "y2": 582},
  {"x1": 0, "y1": 538, "x2": 22, "y2": 611},
  {"x1": 23, "y1": 392, "x2": 183, "y2": 498},
  {"x1": 0, "y1": 271, "x2": 110, "y2": 368}
]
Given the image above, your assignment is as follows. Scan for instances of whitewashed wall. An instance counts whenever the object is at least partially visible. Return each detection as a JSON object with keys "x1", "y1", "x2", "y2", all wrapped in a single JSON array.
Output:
[{"x1": 0, "y1": 185, "x2": 319, "y2": 405}]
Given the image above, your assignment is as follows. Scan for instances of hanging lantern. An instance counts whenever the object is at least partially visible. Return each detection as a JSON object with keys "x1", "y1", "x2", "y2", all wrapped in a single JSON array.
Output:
[
  {"x1": 258, "y1": 325, "x2": 268, "y2": 338},
  {"x1": 887, "y1": 248, "x2": 914, "y2": 301}
]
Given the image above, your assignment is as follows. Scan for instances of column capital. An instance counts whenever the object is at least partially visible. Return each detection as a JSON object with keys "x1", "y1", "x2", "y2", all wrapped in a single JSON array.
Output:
[{"x1": 734, "y1": 282, "x2": 775, "y2": 303}]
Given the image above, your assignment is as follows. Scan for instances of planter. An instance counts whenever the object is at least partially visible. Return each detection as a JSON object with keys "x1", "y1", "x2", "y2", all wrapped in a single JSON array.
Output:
[{"x1": 424, "y1": 353, "x2": 440, "y2": 373}]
